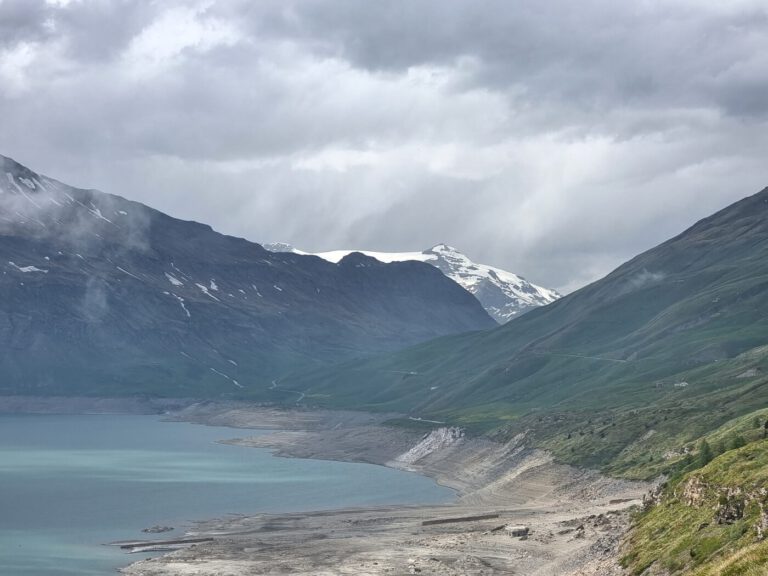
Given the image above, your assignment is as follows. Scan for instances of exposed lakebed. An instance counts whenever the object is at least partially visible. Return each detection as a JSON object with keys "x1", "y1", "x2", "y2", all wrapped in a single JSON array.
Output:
[{"x1": 0, "y1": 414, "x2": 453, "y2": 575}]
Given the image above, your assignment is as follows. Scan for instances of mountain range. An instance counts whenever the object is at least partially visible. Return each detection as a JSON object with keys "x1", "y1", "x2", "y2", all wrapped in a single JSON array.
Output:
[
  {"x1": 5, "y1": 153, "x2": 768, "y2": 573},
  {"x1": 6, "y1": 156, "x2": 768, "y2": 574},
  {"x1": 263, "y1": 243, "x2": 560, "y2": 323},
  {"x1": 6, "y1": 151, "x2": 768, "y2": 484},
  {"x1": 280, "y1": 186, "x2": 768, "y2": 477},
  {"x1": 0, "y1": 154, "x2": 495, "y2": 397}
]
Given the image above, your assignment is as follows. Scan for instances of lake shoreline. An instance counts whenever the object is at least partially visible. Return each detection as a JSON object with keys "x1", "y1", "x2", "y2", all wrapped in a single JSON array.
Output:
[
  {"x1": 128, "y1": 402, "x2": 652, "y2": 575},
  {"x1": 0, "y1": 397, "x2": 651, "y2": 575},
  {"x1": 0, "y1": 395, "x2": 196, "y2": 416}
]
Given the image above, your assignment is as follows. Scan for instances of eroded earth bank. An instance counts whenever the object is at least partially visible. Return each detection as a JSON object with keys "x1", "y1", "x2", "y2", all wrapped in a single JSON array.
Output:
[{"x1": 123, "y1": 404, "x2": 650, "y2": 576}]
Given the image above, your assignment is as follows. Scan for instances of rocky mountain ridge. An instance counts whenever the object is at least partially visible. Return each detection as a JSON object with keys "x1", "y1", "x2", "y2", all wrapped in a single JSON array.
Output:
[
  {"x1": 0, "y1": 154, "x2": 495, "y2": 397},
  {"x1": 264, "y1": 243, "x2": 560, "y2": 323}
]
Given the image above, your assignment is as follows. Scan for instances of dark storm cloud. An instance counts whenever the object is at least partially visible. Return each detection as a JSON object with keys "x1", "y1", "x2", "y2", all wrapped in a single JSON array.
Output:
[
  {"x1": 0, "y1": 0, "x2": 766, "y2": 292},
  {"x1": 0, "y1": 0, "x2": 51, "y2": 47},
  {"x1": 223, "y1": 0, "x2": 768, "y2": 121},
  {"x1": 53, "y1": 1, "x2": 159, "y2": 62}
]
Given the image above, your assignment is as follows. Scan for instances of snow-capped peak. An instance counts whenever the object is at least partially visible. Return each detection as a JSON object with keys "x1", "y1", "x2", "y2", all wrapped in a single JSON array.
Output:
[{"x1": 263, "y1": 242, "x2": 560, "y2": 323}]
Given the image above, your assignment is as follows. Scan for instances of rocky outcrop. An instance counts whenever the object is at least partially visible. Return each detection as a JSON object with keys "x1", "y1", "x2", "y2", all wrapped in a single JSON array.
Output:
[
  {"x1": 642, "y1": 482, "x2": 665, "y2": 511},
  {"x1": 680, "y1": 476, "x2": 707, "y2": 507},
  {"x1": 757, "y1": 504, "x2": 768, "y2": 540},
  {"x1": 393, "y1": 426, "x2": 465, "y2": 466},
  {"x1": 677, "y1": 476, "x2": 768, "y2": 535}
]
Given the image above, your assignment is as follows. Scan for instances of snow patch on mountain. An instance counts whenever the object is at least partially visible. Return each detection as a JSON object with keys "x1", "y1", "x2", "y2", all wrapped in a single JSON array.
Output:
[
  {"x1": 263, "y1": 243, "x2": 560, "y2": 323},
  {"x1": 195, "y1": 283, "x2": 220, "y2": 301},
  {"x1": 165, "y1": 272, "x2": 184, "y2": 286},
  {"x1": 9, "y1": 262, "x2": 48, "y2": 273}
]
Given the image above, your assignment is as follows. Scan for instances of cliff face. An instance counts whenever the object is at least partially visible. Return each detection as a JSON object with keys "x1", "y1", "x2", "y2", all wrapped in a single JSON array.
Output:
[{"x1": 678, "y1": 476, "x2": 768, "y2": 533}]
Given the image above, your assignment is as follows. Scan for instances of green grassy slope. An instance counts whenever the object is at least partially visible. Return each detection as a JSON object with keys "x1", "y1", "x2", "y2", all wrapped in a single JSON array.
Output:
[
  {"x1": 623, "y1": 431, "x2": 768, "y2": 575},
  {"x1": 283, "y1": 187, "x2": 768, "y2": 476}
]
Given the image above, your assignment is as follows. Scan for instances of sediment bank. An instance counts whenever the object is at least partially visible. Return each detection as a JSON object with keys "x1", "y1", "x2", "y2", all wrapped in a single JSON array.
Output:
[{"x1": 122, "y1": 404, "x2": 650, "y2": 575}]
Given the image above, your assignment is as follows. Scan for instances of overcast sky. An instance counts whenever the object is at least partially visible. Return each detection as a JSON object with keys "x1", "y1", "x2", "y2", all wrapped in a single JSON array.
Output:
[{"x1": 1, "y1": 0, "x2": 766, "y2": 292}]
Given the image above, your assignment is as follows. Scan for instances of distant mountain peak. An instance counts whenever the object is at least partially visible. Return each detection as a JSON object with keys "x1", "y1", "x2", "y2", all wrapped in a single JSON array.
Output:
[
  {"x1": 264, "y1": 243, "x2": 560, "y2": 322},
  {"x1": 0, "y1": 154, "x2": 495, "y2": 397}
]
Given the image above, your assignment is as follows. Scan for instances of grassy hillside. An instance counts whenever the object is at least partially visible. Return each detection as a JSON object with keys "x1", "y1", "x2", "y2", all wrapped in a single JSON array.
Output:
[
  {"x1": 282, "y1": 187, "x2": 768, "y2": 477},
  {"x1": 623, "y1": 432, "x2": 768, "y2": 575}
]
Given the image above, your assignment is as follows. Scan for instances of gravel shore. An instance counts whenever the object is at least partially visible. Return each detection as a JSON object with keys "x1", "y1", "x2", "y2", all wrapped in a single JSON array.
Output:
[{"x1": 122, "y1": 404, "x2": 649, "y2": 576}]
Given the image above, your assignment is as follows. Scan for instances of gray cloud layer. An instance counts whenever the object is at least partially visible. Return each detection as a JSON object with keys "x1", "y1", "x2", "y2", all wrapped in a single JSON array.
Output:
[{"x1": 1, "y1": 0, "x2": 766, "y2": 292}]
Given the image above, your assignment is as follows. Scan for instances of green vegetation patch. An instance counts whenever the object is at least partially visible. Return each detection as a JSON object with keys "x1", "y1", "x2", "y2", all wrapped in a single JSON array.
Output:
[{"x1": 623, "y1": 439, "x2": 768, "y2": 575}]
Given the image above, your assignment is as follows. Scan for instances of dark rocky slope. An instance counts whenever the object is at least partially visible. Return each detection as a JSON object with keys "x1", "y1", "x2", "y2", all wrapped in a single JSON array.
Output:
[{"x1": 0, "y1": 154, "x2": 494, "y2": 398}]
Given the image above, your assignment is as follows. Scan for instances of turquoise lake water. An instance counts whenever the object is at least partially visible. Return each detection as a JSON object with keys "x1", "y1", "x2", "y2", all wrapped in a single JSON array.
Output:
[{"x1": 0, "y1": 414, "x2": 453, "y2": 575}]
